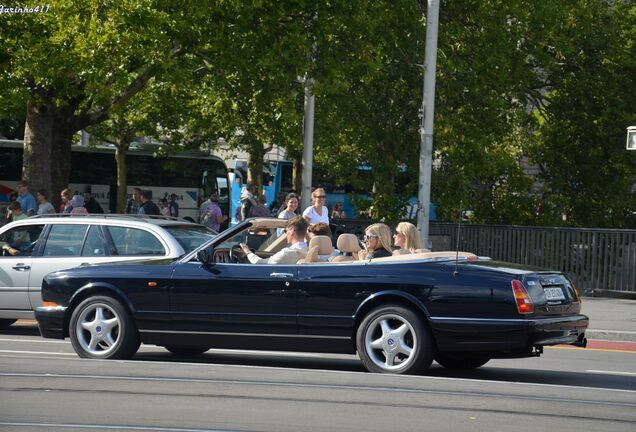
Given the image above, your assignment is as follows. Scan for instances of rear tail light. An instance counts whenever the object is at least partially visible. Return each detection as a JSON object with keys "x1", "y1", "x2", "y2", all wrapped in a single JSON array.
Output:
[
  {"x1": 571, "y1": 280, "x2": 582, "y2": 304},
  {"x1": 511, "y1": 280, "x2": 534, "y2": 314}
]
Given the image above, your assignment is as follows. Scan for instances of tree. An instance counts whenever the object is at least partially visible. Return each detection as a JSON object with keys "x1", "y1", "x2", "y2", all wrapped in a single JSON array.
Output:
[
  {"x1": 0, "y1": 1, "x2": 204, "y2": 204},
  {"x1": 526, "y1": 1, "x2": 636, "y2": 227}
]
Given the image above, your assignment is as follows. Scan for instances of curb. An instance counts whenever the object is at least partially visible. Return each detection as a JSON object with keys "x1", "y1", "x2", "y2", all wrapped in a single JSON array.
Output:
[{"x1": 586, "y1": 330, "x2": 636, "y2": 343}]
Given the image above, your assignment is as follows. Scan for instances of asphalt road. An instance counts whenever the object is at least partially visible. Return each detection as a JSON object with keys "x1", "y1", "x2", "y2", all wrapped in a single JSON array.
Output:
[{"x1": 0, "y1": 325, "x2": 635, "y2": 432}]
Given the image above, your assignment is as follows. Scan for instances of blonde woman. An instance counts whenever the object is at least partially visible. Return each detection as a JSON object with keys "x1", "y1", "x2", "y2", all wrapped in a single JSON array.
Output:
[
  {"x1": 393, "y1": 222, "x2": 423, "y2": 254},
  {"x1": 359, "y1": 223, "x2": 393, "y2": 259},
  {"x1": 302, "y1": 188, "x2": 329, "y2": 225}
]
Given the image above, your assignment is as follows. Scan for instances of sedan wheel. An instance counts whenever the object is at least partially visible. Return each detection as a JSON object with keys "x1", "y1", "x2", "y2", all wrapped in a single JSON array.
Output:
[
  {"x1": 356, "y1": 304, "x2": 434, "y2": 374},
  {"x1": 70, "y1": 296, "x2": 140, "y2": 359}
]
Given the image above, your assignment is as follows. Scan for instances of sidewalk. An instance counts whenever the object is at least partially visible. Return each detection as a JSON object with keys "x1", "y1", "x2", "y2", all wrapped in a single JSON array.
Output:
[{"x1": 581, "y1": 296, "x2": 636, "y2": 342}]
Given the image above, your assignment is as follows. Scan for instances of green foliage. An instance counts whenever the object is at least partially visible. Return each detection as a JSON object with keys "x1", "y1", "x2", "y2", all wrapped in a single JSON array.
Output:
[
  {"x1": 0, "y1": 0, "x2": 634, "y2": 229},
  {"x1": 527, "y1": 0, "x2": 636, "y2": 228}
]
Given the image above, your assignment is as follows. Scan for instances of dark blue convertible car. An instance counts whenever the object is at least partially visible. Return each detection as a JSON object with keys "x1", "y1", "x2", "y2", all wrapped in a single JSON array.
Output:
[{"x1": 35, "y1": 218, "x2": 588, "y2": 374}]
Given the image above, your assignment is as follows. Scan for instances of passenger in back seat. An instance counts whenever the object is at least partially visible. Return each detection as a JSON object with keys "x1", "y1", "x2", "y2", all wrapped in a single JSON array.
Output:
[
  {"x1": 358, "y1": 223, "x2": 392, "y2": 260},
  {"x1": 393, "y1": 222, "x2": 426, "y2": 255}
]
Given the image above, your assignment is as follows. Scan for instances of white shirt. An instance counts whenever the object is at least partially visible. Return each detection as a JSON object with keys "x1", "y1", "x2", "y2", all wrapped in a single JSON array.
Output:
[
  {"x1": 247, "y1": 242, "x2": 308, "y2": 264},
  {"x1": 302, "y1": 205, "x2": 330, "y2": 225}
]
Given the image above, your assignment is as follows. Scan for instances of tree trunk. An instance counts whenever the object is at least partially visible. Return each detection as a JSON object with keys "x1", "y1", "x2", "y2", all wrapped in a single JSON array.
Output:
[
  {"x1": 292, "y1": 152, "x2": 303, "y2": 194},
  {"x1": 22, "y1": 100, "x2": 73, "y2": 211},
  {"x1": 247, "y1": 142, "x2": 265, "y2": 195},
  {"x1": 115, "y1": 141, "x2": 129, "y2": 213}
]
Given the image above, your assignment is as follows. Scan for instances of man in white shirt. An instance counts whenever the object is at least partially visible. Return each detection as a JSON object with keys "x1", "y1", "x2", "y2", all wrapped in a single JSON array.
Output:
[{"x1": 240, "y1": 216, "x2": 308, "y2": 264}]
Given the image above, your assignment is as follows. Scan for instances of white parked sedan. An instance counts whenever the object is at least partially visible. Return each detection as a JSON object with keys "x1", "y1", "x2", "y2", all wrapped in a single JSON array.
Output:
[{"x1": 0, "y1": 214, "x2": 216, "y2": 328}]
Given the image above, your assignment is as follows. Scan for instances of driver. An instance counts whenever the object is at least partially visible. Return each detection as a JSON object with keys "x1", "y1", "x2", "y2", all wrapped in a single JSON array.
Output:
[
  {"x1": 240, "y1": 216, "x2": 308, "y2": 264},
  {"x1": 1, "y1": 235, "x2": 30, "y2": 256}
]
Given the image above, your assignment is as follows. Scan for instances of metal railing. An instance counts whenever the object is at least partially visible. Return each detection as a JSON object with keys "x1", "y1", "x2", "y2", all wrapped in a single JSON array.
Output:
[{"x1": 430, "y1": 222, "x2": 636, "y2": 296}]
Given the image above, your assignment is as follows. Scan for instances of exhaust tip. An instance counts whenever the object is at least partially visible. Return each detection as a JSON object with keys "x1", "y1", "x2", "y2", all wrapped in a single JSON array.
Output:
[{"x1": 572, "y1": 335, "x2": 587, "y2": 348}]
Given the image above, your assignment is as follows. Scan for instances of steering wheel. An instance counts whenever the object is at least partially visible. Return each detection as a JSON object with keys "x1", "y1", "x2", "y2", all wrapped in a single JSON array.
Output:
[{"x1": 229, "y1": 244, "x2": 247, "y2": 263}]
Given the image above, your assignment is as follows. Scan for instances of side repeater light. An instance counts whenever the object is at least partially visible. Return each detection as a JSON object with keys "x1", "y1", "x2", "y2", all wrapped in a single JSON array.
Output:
[
  {"x1": 511, "y1": 280, "x2": 534, "y2": 314},
  {"x1": 42, "y1": 301, "x2": 59, "y2": 308}
]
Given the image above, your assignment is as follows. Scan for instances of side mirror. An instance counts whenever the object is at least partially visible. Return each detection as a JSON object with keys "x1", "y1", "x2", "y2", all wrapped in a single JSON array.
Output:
[{"x1": 197, "y1": 248, "x2": 213, "y2": 266}]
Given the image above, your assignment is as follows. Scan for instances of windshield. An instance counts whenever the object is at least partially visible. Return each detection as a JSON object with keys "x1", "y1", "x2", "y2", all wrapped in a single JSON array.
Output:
[{"x1": 164, "y1": 225, "x2": 217, "y2": 253}]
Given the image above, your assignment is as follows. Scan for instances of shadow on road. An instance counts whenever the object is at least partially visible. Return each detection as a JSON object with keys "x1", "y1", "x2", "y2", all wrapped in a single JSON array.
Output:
[
  {"x1": 0, "y1": 322, "x2": 40, "y2": 337},
  {"x1": 134, "y1": 350, "x2": 368, "y2": 373},
  {"x1": 131, "y1": 350, "x2": 636, "y2": 391}
]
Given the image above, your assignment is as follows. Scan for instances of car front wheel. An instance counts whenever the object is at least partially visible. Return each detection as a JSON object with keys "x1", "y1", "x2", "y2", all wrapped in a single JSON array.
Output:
[
  {"x1": 70, "y1": 295, "x2": 140, "y2": 359},
  {"x1": 356, "y1": 304, "x2": 434, "y2": 374}
]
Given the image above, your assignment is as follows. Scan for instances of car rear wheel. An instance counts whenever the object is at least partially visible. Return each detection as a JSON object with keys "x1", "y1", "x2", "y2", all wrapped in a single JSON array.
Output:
[
  {"x1": 164, "y1": 346, "x2": 210, "y2": 355},
  {"x1": 70, "y1": 296, "x2": 140, "y2": 359},
  {"x1": 356, "y1": 304, "x2": 434, "y2": 374},
  {"x1": 0, "y1": 319, "x2": 17, "y2": 329},
  {"x1": 435, "y1": 353, "x2": 490, "y2": 369}
]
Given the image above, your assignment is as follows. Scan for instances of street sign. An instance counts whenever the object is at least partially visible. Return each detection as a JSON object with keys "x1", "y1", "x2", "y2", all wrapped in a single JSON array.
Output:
[{"x1": 627, "y1": 126, "x2": 636, "y2": 150}]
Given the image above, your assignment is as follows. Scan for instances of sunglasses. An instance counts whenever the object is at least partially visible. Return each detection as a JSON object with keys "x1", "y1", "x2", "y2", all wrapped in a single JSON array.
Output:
[
  {"x1": 393, "y1": 231, "x2": 404, "y2": 236},
  {"x1": 315, "y1": 195, "x2": 326, "y2": 199},
  {"x1": 363, "y1": 234, "x2": 378, "y2": 241}
]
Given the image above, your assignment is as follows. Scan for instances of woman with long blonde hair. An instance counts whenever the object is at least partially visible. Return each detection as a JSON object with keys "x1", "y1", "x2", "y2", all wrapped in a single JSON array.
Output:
[
  {"x1": 393, "y1": 222, "x2": 423, "y2": 254},
  {"x1": 359, "y1": 223, "x2": 393, "y2": 259}
]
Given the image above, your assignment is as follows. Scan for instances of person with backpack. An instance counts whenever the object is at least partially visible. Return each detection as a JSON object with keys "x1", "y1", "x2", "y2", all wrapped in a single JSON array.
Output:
[{"x1": 200, "y1": 194, "x2": 227, "y2": 232}]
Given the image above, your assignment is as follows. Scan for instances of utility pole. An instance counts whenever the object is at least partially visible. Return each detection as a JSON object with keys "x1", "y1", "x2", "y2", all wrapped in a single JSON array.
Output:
[
  {"x1": 417, "y1": 0, "x2": 440, "y2": 249},
  {"x1": 301, "y1": 13, "x2": 318, "y2": 211},
  {"x1": 301, "y1": 77, "x2": 315, "y2": 211}
]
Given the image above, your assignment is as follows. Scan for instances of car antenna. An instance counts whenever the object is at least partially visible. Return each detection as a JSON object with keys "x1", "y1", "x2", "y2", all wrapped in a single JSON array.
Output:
[{"x1": 453, "y1": 200, "x2": 463, "y2": 277}]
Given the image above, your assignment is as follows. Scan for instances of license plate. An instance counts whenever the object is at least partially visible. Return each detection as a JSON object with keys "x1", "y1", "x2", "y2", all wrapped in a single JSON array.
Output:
[{"x1": 544, "y1": 287, "x2": 565, "y2": 301}]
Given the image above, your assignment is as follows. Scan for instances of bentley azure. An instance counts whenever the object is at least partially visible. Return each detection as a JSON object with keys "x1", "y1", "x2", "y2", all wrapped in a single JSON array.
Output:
[{"x1": 35, "y1": 217, "x2": 588, "y2": 374}]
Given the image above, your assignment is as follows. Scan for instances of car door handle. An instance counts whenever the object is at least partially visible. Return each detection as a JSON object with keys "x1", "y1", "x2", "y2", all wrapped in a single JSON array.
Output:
[
  {"x1": 12, "y1": 264, "x2": 31, "y2": 271},
  {"x1": 270, "y1": 272, "x2": 294, "y2": 279}
]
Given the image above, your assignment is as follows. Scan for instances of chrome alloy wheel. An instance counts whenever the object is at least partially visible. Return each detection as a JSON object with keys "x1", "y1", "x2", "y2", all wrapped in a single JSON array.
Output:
[
  {"x1": 75, "y1": 302, "x2": 122, "y2": 357},
  {"x1": 364, "y1": 313, "x2": 417, "y2": 372}
]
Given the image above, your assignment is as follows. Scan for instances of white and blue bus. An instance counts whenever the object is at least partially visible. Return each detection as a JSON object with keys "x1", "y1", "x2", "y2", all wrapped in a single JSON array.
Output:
[{"x1": 0, "y1": 139, "x2": 230, "y2": 227}]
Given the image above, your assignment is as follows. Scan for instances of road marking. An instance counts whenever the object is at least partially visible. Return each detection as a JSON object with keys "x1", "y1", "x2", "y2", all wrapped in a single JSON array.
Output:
[
  {"x1": 2, "y1": 371, "x2": 636, "y2": 401},
  {"x1": 0, "y1": 422, "x2": 240, "y2": 432},
  {"x1": 0, "y1": 337, "x2": 68, "y2": 344},
  {"x1": 1, "y1": 348, "x2": 635, "y2": 396},
  {"x1": 587, "y1": 370, "x2": 636, "y2": 377},
  {"x1": 0, "y1": 350, "x2": 75, "y2": 356}
]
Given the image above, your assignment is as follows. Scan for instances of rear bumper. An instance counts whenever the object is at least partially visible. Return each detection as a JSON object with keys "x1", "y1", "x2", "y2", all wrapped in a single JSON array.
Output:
[
  {"x1": 430, "y1": 314, "x2": 589, "y2": 353},
  {"x1": 527, "y1": 314, "x2": 589, "y2": 346},
  {"x1": 34, "y1": 306, "x2": 67, "y2": 339}
]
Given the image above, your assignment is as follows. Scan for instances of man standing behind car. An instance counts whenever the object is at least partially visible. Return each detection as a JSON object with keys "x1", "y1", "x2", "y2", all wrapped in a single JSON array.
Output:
[
  {"x1": 83, "y1": 189, "x2": 104, "y2": 214},
  {"x1": 138, "y1": 190, "x2": 161, "y2": 215},
  {"x1": 16, "y1": 180, "x2": 36, "y2": 217},
  {"x1": 240, "y1": 215, "x2": 308, "y2": 264},
  {"x1": 125, "y1": 188, "x2": 142, "y2": 214}
]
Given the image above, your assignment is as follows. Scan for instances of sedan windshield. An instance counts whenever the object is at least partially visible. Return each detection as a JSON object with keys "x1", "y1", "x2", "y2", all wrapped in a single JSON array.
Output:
[{"x1": 164, "y1": 225, "x2": 217, "y2": 253}]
